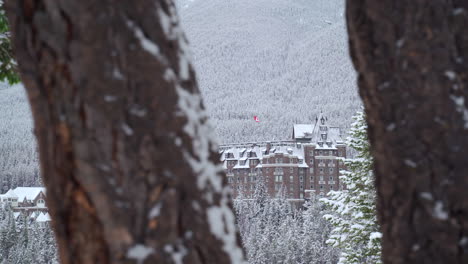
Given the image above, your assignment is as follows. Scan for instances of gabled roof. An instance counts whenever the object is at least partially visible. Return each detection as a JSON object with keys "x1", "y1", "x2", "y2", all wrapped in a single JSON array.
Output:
[
  {"x1": 2, "y1": 189, "x2": 18, "y2": 198},
  {"x1": 36, "y1": 212, "x2": 51, "y2": 222},
  {"x1": 293, "y1": 124, "x2": 314, "y2": 139},
  {"x1": 11, "y1": 187, "x2": 46, "y2": 202}
]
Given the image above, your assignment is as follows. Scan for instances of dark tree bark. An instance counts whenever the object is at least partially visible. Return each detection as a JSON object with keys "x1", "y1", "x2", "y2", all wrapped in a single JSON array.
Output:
[
  {"x1": 5, "y1": 1, "x2": 244, "y2": 263},
  {"x1": 347, "y1": 0, "x2": 468, "y2": 263}
]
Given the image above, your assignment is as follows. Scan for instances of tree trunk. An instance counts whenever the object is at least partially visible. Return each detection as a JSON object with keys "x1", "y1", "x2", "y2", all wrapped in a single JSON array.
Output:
[
  {"x1": 346, "y1": 0, "x2": 468, "y2": 263},
  {"x1": 5, "y1": 1, "x2": 245, "y2": 263}
]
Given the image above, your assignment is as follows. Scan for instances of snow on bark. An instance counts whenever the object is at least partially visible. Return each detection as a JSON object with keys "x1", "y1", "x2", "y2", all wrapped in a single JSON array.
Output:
[
  {"x1": 152, "y1": 2, "x2": 245, "y2": 263},
  {"x1": 127, "y1": 244, "x2": 154, "y2": 264},
  {"x1": 126, "y1": 19, "x2": 160, "y2": 56}
]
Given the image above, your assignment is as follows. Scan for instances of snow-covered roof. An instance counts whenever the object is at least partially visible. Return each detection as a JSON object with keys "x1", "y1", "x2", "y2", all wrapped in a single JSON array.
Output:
[
  {"x1": 13, "y1": 212, "x2": 21, "y2": 219},
  {"x1": 36, "y1": 212, "x2": 51, "y2": 222},
  {"x1": 11, "y1": 187, "x2": 46, "y2": 202},
  {"x1": 293, "y1": 124, "x2": 314, "y2": 139},
  {"x1": 3, "y1": 189, "x2": 18, "y2": 198}
]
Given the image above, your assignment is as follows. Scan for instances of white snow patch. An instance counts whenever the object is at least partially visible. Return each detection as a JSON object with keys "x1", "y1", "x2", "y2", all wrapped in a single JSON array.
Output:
[
  {"x1": 450, "y1": 95, "x2": 464, "y2": 107},
  {"x1": 433, "y1": 201, "x2": 449, "y2": 220},
  {"x1": 396, "y1": 38, "x2": 405, "y2": 48},
  {"x1": 453, "y1": 8, "x2": 465, "y2": 15},
  {"x1": 444, "y1": 71, "x2": 457, "y2": 81},
  {"x1": 164, "y1": 244, "x2": 188, "y2": 264},
  {"x1": 449, "y1": 95, "x2": 468, "y2": 129},
  {"x1": 127, "y1": 20, "x2": 160, "y2": 56},
  {"x1": 104, "y1": 95, "x2": 117, "y2": 102},
  {"x1": 378, "y1": 81, "x2": 390, "y2": 90},
  {"x1": 129, "y1": 105, "x2": 147, "y2": 117},
  {"x1": 386, "y1": 123, "x2": 396, "y2": 131},
  {"x1": 113, "y1": 67, "x2": 125, "y2": 80},
  {"x1": 207, "y1": 194, "x2": 246, "y2": 264},
  {"x1": 192, "y1": 201, "x2": 201, "y2": 211},
  {"x1": 149, "y1": 203, "x2": 162, "y2": 219},
  {"x1": 184, "y1": 231, "x2": 193, "y2": 239},
  {"x1": 97, "y1": 163, "x2": 111, "y2": 172},
  {"x1": 121, "y1": 123, "x2": 134, "y2": 136},
  {"x1": 459, "y1": 236, "x2": 468, "y2": 246},
  {"x1": 419, "y1": 192, "x2": 433, "y2": 201},
  {"x1": 157, "y1": 6, "x2": 192, "y2": 81},
  {"x1": 404, "y1": 159, "x2": 417, "y2": 168},
  {"x1": 369, "y1": 232, "x2": 382, "y2": 240},
  {"x1": 127, "y1": 244, "x2": 154, "y2": 264}
]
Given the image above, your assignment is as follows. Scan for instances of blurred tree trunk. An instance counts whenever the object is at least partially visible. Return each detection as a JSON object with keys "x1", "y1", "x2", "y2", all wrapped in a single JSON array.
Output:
[
  {"x1": 5, "y1": 0, "x2": 244, "y2": 263},
  {"x1": 346, "y1": 0, "x2": 468, "y2": 263}
]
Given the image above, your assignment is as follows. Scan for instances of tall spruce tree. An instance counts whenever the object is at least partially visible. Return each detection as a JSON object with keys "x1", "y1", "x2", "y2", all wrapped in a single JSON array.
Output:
[
  {"x1": 321, "y1": 111, "x2": 382, "y2": 264},
  {"x1": 0, "y1": 0, "x2": 18, "y2": 84}
]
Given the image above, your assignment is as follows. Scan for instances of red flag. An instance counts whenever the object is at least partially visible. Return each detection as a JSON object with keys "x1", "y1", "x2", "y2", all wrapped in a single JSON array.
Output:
[{"x1": 254, "y1": 116, "x2": 260, "y2": 122}]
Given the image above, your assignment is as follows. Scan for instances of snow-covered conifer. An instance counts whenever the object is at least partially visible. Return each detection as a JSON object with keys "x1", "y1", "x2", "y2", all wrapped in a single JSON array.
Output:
[{"x1": 321, "y1": 110, "x2": 382, "y2": 263}]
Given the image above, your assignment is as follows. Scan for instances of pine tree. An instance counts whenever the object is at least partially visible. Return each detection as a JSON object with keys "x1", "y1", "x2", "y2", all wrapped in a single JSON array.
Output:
[
  {"x1": 321, "y1": 110, "x2": 382, "y2": 263},
  {"x1": 0, "y1": 0, "x2": 19, "y2": 84}
]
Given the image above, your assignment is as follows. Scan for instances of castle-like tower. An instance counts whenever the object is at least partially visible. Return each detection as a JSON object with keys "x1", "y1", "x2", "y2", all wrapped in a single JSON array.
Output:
[{"x1": 219, "y1": 114, "x2": 346, "y2": 199}]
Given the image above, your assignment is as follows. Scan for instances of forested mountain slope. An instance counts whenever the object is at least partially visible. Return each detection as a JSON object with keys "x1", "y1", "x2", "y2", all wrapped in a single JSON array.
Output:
[
  {"x1": 179, "y1": 0, "x2": 360, "y2": 143},
  {"x1": 0, "y1": 0, "x2": 360, "y2": 188},
  {"x1": 0, "y1": 85, "x2": 40, "y2": 189}
]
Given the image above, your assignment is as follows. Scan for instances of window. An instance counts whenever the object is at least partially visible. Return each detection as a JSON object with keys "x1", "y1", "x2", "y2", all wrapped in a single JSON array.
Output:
[
  {"x1": 338, "y1": 151, "x2": 343, "y2": 156},
  {"x1": 300, "y1": 185, "x2": 303, "y2": 191},
  {"x1": 290, "y1": 175, "x2": 294, "y2": 182},
  {"x1": 275, "y1": 175, "x2": 283, "y2": 182},
  {"x1": 309, "y1": 151, "x2": 314, "y2": 156},
  {"x1": 329, "y1": 150, "x2": 333, "y2": 156},
  {"x1": 289, "y1": 185, "x2": 294, "y2": 191},
  {"x1": 320, "y1": 168, "x2": 324, "y2": 174},
  {"x1": 320, "y1": 175, "x2": 324, "y2": 181},
  {"x1": 309, "y1": 168, "x2": 314, "y2": 173},
  {"x1": 266, "y1": 168, "x2": 270, "y2": 173},
  {"x1": 237, "y1": 177, "x2": 240, "y2": 183},
  {"x1": 309, "y1": 159, "x2": 314, "y2": 164},
  {"x1": 329, "y1": 168, "x2": 334, "y2": 173},
  {"x1": 320, "y1": 185, "x2": 324, "y2": 190},
  {"x1": 274, "y1": 167, "x2": 284, "y2": 174},
  {"x1": 329, "y1": 176, "x2": 334, "y2": 181},
  {"x1": 310, "y1": 184, "x2": 314, "y2": 189},
  {"x1": 289, "y1": 167, "x2": 293, "y2": 173},
  {"x1": 310, "y1": 176, "x2": 314, "y2": 181},
  {"x1": 299, "y1": 159, "x2": 303, "y2": 163},
  {"x1": 319, "y1": 150, "x2": 323, "y2": 155},
  {"x1": 300, "y1": 176, "x2": 303, "y2": 182}
]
